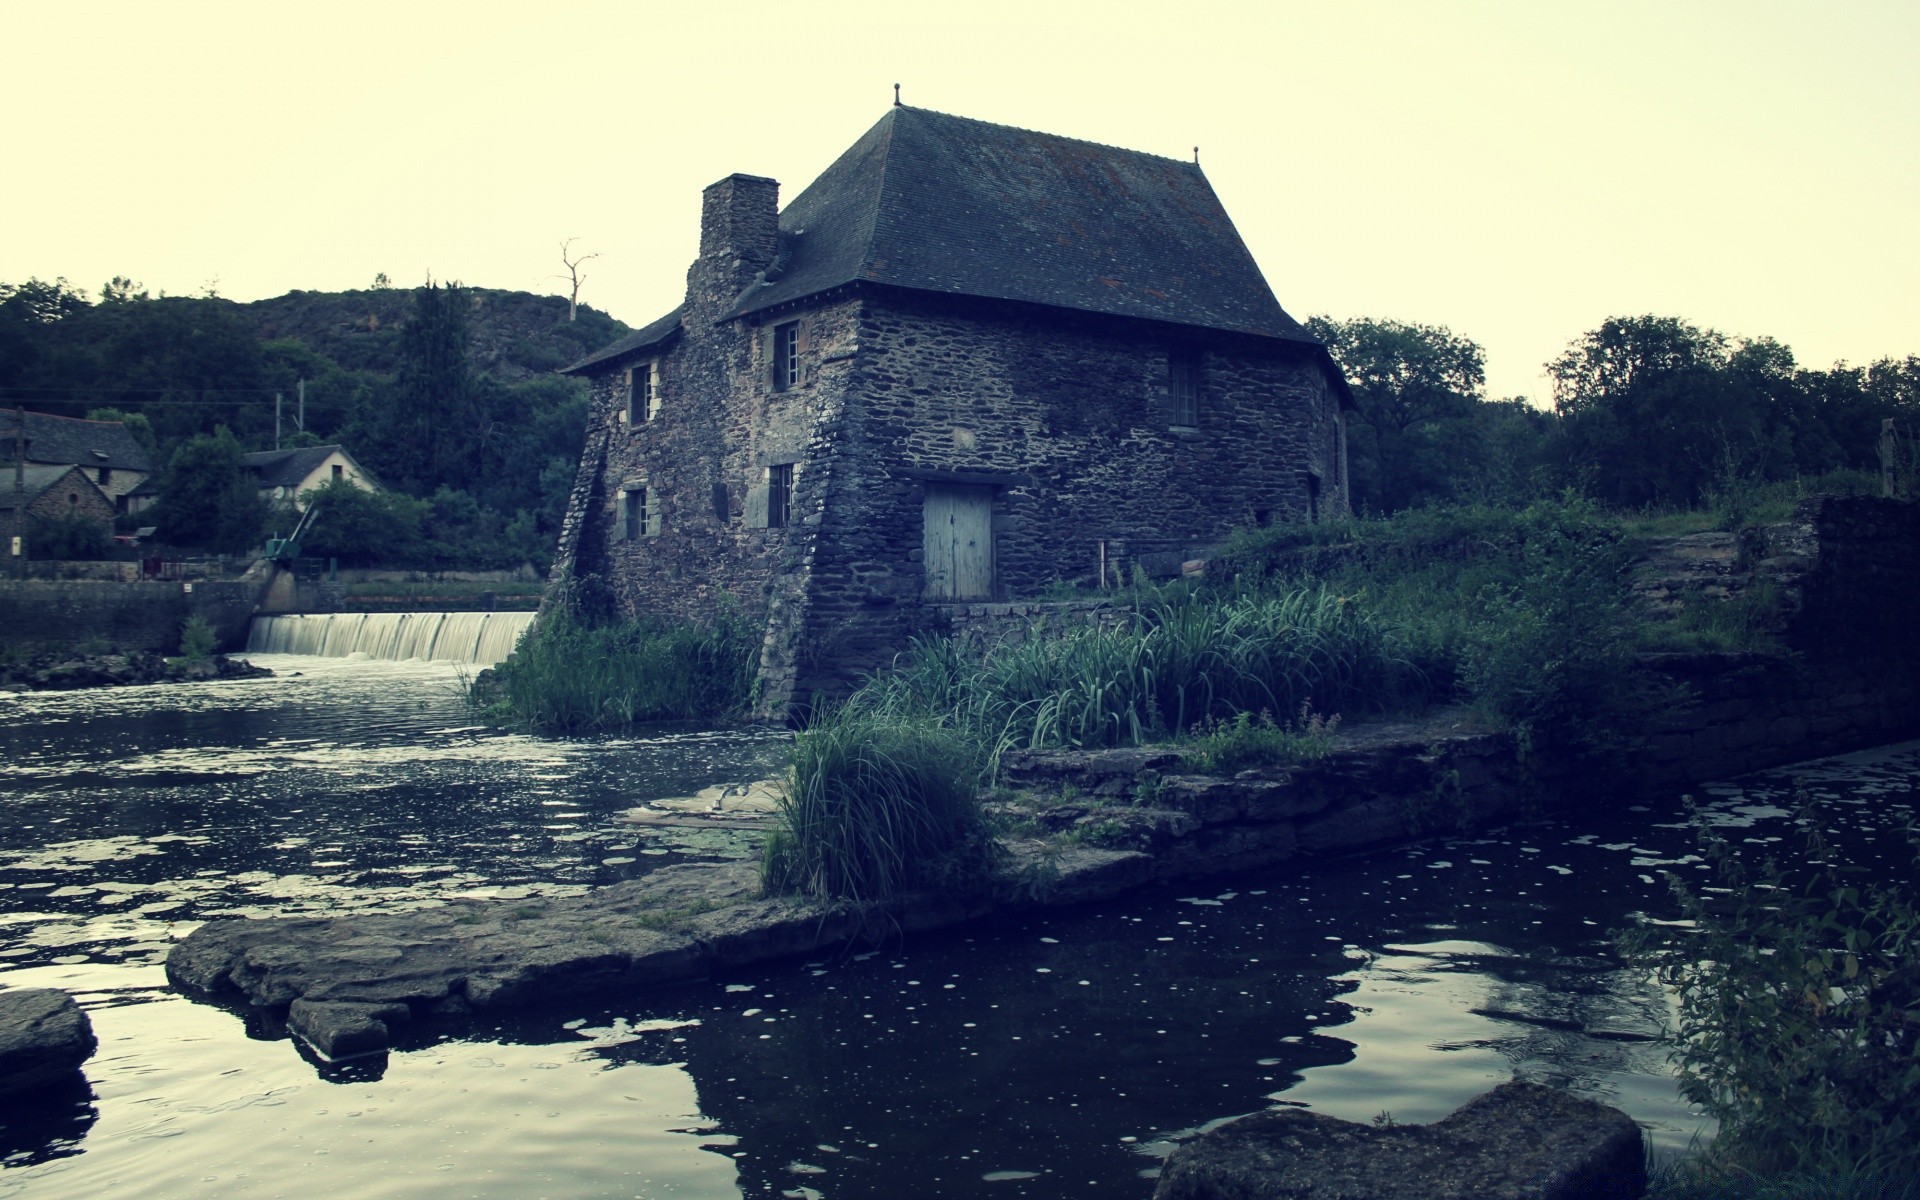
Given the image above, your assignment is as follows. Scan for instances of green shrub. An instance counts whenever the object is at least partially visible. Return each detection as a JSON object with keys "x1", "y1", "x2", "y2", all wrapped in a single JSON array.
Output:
[
  {"x1": 762, "y1": 707, "x2": 997, "y2": 904},
  {"x1": 25, "y1": 512, "x2": 111, "y2": 560},
  {"x1": 1624, "y1": 799, "x2": 1920, "y2": 1179},
  {"x1": 179, "y1": 615, "x2": 218, "y2": 659},
  {"x1": 1180, "y1": 706, "x2": 1340, "y2": 774},
  {"x1": 473, "y1": 604, "x2": 759, "y2": 732}
]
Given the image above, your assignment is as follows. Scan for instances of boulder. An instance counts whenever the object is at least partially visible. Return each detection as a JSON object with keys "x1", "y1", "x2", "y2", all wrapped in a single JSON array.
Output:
[
  {"x1": 1153, "y1": 1081, "x2": 1645, "y2": 1200},
  {"x1": 287, "y1": 999, "x2": 411, "y2": 1060},
  {"x1": 0, "y1": 988, "x2": 97, "y2": 1099}
]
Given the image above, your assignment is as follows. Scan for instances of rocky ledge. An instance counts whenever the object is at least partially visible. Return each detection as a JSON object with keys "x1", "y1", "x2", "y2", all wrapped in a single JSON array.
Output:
[
  {"x1": 0, "y1": 988, "x2": 98, "y2": 1100},
  {"x1": 0, "y1": 651, "x2": 272, "y2": 692},
  {"x1": 1153, "y1": 1081, "x2": 1646, "y2": 1200},
  {"x1": 166, "y1": 849, "x2": 1150, "y2": 1060}
]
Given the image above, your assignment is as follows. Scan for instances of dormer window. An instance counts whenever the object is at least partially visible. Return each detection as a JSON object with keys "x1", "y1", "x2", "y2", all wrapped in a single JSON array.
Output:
[
  {"x1": 1169, "y1": 347, "x2": 1200, "y2": 428},
  {"x1": 627, "y1": 361, "x2": 661, "y2": 424},
  {"x1": 772, "y1": 322, "x2": 801, "y2": 392}
]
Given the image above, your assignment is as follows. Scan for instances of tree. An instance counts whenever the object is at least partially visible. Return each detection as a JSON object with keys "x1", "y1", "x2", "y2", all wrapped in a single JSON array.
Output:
[
  {"x1": 1307, "y1": 316, "x2": 1494, "y2": 512},
  {"x1": 557, "y1": 239, "x2": 599, "y2": 323},
  {"x1": 153, "y1": 426, "x2": 266, "y2": 553},
  {"x1": 385, "y1": 279, "x2": 480, "y2": 495}
]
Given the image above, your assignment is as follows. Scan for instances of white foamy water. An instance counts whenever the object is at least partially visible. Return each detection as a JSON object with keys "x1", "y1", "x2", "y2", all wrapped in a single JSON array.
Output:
[{"x1": 247, "y1": 610, "x2": 537, "y2": 666}]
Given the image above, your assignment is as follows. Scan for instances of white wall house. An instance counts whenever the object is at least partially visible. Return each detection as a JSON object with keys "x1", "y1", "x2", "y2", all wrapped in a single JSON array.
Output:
[{"x1": 241, "y1": 445, "x2": 378, "y2": 510}]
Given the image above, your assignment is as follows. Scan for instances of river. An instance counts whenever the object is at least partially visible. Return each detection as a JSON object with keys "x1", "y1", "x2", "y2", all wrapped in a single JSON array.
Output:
[{"x1": 1, "y1": 654, "x2": 1914, "y2": 1198}]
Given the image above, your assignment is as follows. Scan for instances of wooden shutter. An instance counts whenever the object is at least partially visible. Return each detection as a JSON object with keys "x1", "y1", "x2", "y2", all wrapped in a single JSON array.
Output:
[
  {"x1": 613, "y1": 489, "x2": 630, "y2": 540},
  {"x1": 745, "y1": 484, "x2": 770, "y2": 528},
  {"x1": 644, "y1": 490, "x2": 662, "y2": 537},
  {"x1": 711, "y1": 482, "x2": 730, "y2": 523},
  {"x1": 759, "y1": 325, "x2": 775, "y2": 389},
  {"x1": 796, "y1": 321, "x2": 812, "y2": 386}
]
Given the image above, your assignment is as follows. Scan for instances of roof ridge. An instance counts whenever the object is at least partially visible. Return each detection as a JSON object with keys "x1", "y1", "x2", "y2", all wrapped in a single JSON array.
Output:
[{"x1": 895, "y1": 104, "x2": 1201, "y2": 170}]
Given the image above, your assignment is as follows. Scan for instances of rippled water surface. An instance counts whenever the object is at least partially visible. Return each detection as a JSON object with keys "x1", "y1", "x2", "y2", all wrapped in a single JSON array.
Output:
[{"x1": 2, "y1": 656, "x2": 1915, "y2": 1198}]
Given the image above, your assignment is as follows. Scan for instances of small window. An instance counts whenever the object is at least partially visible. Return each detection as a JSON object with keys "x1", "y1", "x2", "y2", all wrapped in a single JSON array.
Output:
[
  {"x1": 1169, "y1": 347, "x2": 1200, "y2": 427},
  {"x1": 628, "y1": 361, "x2": 660, "y2": 423},
  {"x1": 331, "y1": 464, "x2": 344, "y2": 481},
  {"x1": 772, "y1": 322, "x2": 801, "y2": 393},
  {"x1": 619, "y1": 488, "x2": 659, "y2": 540},
  {"x1": 97, "y1": 467, "x2": 112, "y2": 486},
  {"x1": 1305, "y1": 472, "x2": 1322, "y2": 523},
  {"x1": 767, "y1": 463, "x2": 795, "y2": 528}
]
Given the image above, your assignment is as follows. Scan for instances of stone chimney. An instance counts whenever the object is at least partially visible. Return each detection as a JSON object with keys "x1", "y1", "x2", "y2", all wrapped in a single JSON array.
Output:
[{"x1": 699, "y1": 174, "x2": 780, "y2": 270}]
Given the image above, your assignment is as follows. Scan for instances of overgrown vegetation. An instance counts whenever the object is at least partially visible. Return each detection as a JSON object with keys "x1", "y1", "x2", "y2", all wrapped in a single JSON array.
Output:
[
  {"x1": 762, "y1": 707, "x2": 1000, "y2": 905},
  {"x1": 1625, "y1": 797, "x2": 1920, "y2": 1188},
  {"x1": 471, "y1": 605, "x2": 758, "y2": 733},
  {"x1": 1180, "y1": 706, "x2": 1341, "y2": 773},
  {"x1": 177, "y1": 616, "x2": 217, "y2": 660}
]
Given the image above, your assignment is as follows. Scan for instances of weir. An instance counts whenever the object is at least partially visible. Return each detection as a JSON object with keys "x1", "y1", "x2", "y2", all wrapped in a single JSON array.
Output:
[{"x1": 246, "y1": 610, "x2": 535, "y2": 666}]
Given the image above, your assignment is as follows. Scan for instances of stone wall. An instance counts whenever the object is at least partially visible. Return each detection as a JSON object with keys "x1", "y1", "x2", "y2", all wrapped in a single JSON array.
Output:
[{"x1": 0, "y1": 577, "x2": 267, "y2": 655}]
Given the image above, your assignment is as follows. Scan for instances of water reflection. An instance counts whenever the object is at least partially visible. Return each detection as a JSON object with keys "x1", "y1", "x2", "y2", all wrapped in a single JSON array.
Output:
[{"x1": 1, "y1": 659, "x2": 1915, "y2": 1199}]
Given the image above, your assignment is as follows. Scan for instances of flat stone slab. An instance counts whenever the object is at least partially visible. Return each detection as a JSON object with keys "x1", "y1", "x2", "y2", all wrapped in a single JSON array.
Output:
[
  {"x1": 1153, "y1": 1081, "x2": 1645, "y2": 1200},
  {"x1": 619, "y1": 779, "x2": 781, "y2": 828},
  {"x1": 0, "y1": 988, "x2": 98, "y2": 1099}
]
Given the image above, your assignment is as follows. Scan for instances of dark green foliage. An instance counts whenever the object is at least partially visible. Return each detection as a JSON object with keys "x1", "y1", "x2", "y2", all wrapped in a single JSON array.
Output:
[
  {"x1": 1180, "y1": 706, "x2": 1340, "y2": 773},
  {"x1": 762, "y1": 707, "x2": 997, "y2": 905},
  {"x1": 856, "y1": 586, "x2": 1423, "y2": 754},
  {"x1": 473, "y1": 606, "x2": 760, "y2": 733},
  {"x1": 153, "y1": 426, "x2": 267, "y2": 553},
  {"x1": 0, "y1": 277, "x2": 616, "y2": 572},
  {"x1": 289, "y1": 478, "x2": 426, "y2": 567},
  {"x1": 1625, "y1": 798, "x2": 1920, "y2": 1181},
  {"x1": 24, "y1": 511, "x2": 110, "y2": 560},
  {"x1": 178, "y1": 616, "x2": 217, "y2": 660}
]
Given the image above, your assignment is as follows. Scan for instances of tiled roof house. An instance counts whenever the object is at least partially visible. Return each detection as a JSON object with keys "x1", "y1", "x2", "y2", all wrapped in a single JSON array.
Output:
[
  {"x1": 554, "y1": 105, "x2": 1352, "y2": 714},
  {"x1": 0, "y1": 411, "x2": 155, "y2": 514}
]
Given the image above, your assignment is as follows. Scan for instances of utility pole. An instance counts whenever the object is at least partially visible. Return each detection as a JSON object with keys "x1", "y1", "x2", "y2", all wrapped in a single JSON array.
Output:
[
  {"x1": 11, "y1": 405, "x2": 25, "y2": 578},
  {"x1": 297, "y1": 379, "x2": 306, "y2": 434},
  {"x1": 275, "y1": 393, "x2": 283, "y2": 450}
]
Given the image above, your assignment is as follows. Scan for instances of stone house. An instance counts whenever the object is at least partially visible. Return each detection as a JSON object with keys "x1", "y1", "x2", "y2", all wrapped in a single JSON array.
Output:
[
  {"x1": 241, "y1": 445, "x2": 378, "y2": 510},
  {"x1": 554, "y1": 105, "x2": 1352, "y2": 714},
  {"x1": 0, "y1": 410, "x2": 155, "y2": 515},
  {"x1": 0, "y1": 465, "x2": 117, "y2": 550}
]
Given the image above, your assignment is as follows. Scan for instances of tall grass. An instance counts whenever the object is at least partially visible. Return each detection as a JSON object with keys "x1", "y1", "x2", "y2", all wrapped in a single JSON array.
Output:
[
  {"x1": 472, "y1": 606, "x2": 759, "y2": 733},
  {"x1": 762, "y1": 707, "x2": 997, "y2": 904},
  {"x1": 856, "y1": 584, "x2": 1423, "y2": 755}
]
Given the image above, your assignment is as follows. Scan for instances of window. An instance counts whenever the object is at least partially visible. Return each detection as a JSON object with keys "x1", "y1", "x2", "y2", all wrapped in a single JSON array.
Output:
[
  {"x1": 1169, "y1": 347, "x2": 1200, "y2": 427},
  {"x1": 97, "y1": 467, "x2": 112, "y2": 486},
  {"x1": 628, "y1": 361, "x2": 660, "y2": 424},
  {"x1": 772, "y1": 321, "x2": 801, "y2": 392},
  {"x1": 767, "y1": 463, "x2": 795, "y2": 528},
  {"x1": 331, "y1": 464, "x2": 344, "y2": 481},
  {"x1": 618, "y1": 488, "x2": 660, "y2": 540}
]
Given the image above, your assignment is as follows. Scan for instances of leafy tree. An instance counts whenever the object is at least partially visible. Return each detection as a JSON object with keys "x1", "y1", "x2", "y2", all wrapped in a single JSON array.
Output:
[
  {"x1": 153, "y1": 426, "x2": 267, "y2": 553},
  {"x1": 85, "y1": 407, "x2": 158, "y2": 458},
  {"x1": 386, "y1": 280, "x2": 480, "y2": 494},
  {"x1": 25, "y1": 512, "x2": 110, "y2": 560},
  {"x1": 293, "y1": 478, "x2": 427, "y2": 567}
]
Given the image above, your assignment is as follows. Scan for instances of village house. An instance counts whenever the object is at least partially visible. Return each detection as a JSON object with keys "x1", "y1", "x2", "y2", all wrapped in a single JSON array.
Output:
[
  {"x1": 554, "y1": 105, "x2": 1352, "y2": 714},
  {"x1": 0, "y1": 410, "x2": 155, "y2": 515},
  {"x1": 240, "y1": 445, "x2": 377, "y2": 510},
  {"x1": 0, "y1": 464, "x2": 117, "y2": 550}
]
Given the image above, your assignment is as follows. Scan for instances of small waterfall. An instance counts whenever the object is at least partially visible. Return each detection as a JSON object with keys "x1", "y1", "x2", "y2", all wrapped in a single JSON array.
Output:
[{"x1": 247, "y1": 611, "x2": 537, "y2": 667}]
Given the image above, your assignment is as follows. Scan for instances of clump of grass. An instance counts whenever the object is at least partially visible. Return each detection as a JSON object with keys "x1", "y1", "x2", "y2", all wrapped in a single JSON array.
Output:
[
  {"x1": 762, "y1": 707, "x2": 998, "y2": 904},
  {"x1": 178, "y1": 615, "x2": 218, "y2": 660},
  {"x1": 1644, "y1": 579, "x2": 1787, "y2": 655},
  {"x1": 472, "y1": 604, "x2": 759, "y2": 733},
  {"x1": 857, "y1": 584, "x2": 1422, "y2": 753},
  {"x1": 1180, "y1": 705, "x2": 1341, "y2": 774},
  {"x1": 1623, "y1": 796, "x2": 1920, "y2": 1182}
]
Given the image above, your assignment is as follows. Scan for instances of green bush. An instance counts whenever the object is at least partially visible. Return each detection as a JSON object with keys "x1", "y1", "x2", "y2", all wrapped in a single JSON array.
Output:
[
  {"x1": 762, "y1": 707, "x2": 997, "y2": 904},
  {"x1": 473, "y1": 605, "x2": 759, "y2": 733},
  {"x1": 1624, "y1": 799, "x2": 1920, "y2": 1179},
  {"x1": 25, "y1": 512, "x2": 110, "y2": 560},
  {"x1": 1180, "y1": 706, "x2": 1340, "y2": 774},
  {"x1": 179, "y1": 615, "x2": 217, "y2": 659}
]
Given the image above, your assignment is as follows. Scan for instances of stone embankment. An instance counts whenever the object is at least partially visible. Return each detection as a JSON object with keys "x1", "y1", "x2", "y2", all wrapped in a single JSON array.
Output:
[
  {"x1": 0, "y1": 651, "x2": 271, "y2": 693},
  {"x1": 1153, "y1": 1081, "x2": 1646, "y2": 1200}
]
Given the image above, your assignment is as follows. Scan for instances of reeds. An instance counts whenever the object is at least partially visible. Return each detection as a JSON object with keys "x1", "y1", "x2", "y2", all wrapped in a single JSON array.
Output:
[
  {"x1": 762, "y1": 707, "x2": 996, "y2": 904},
  {"x1": 474, "y1": 606, "x2": 759, "y2": 733}
]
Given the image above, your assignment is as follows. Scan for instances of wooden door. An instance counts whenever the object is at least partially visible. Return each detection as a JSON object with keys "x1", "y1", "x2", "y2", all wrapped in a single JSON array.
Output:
[{"x1": 922, "y1": 485, "x2": 994, "y2": 600}]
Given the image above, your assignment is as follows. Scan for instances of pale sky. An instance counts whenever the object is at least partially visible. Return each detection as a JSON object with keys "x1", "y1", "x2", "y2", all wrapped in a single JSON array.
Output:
[{"x1": 5, "y1": 0, "x2": 1914, "y2": 402}]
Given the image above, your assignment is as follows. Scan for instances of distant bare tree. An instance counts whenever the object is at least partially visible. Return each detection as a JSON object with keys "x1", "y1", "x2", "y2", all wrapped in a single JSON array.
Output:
[{"x1": 557, "y1": 239, "x2": 600, "y2": 322}]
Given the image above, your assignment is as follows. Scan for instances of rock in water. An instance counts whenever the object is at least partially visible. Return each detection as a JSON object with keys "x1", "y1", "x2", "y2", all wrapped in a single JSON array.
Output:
[
  {"x1": 1153, "y1": 1081, "x2": 1645, "y2": 1200},
  {"x1": 0, "y1": 988, "x2": 97, "y2": 1099}
]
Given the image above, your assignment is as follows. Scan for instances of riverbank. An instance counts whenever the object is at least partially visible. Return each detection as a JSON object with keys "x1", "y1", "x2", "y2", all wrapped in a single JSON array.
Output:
[
  {"x1": 166, "y1": 634, "x2": 1920, "y2": 1059},
  {"x1": 0, "y1": 649, "x2": 271, "y2": 692}
]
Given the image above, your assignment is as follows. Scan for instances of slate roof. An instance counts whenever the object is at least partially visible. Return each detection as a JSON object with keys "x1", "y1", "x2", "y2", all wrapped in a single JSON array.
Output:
[
  {"x1": 241, "y1": 445, "x2": 359, "y2": 490},
  {"x1": 0, "y1": 465, "x2": 103, "y2": 511},
  {"x1": 0, "y1": 411, "x2": 153, "y2": 472},
  {"x1": 558, "y1": 305, "x2": 684, "y2": 376},
  {"x1": 731, "y1": 106, "x2": 1319, "y2": 344}
]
